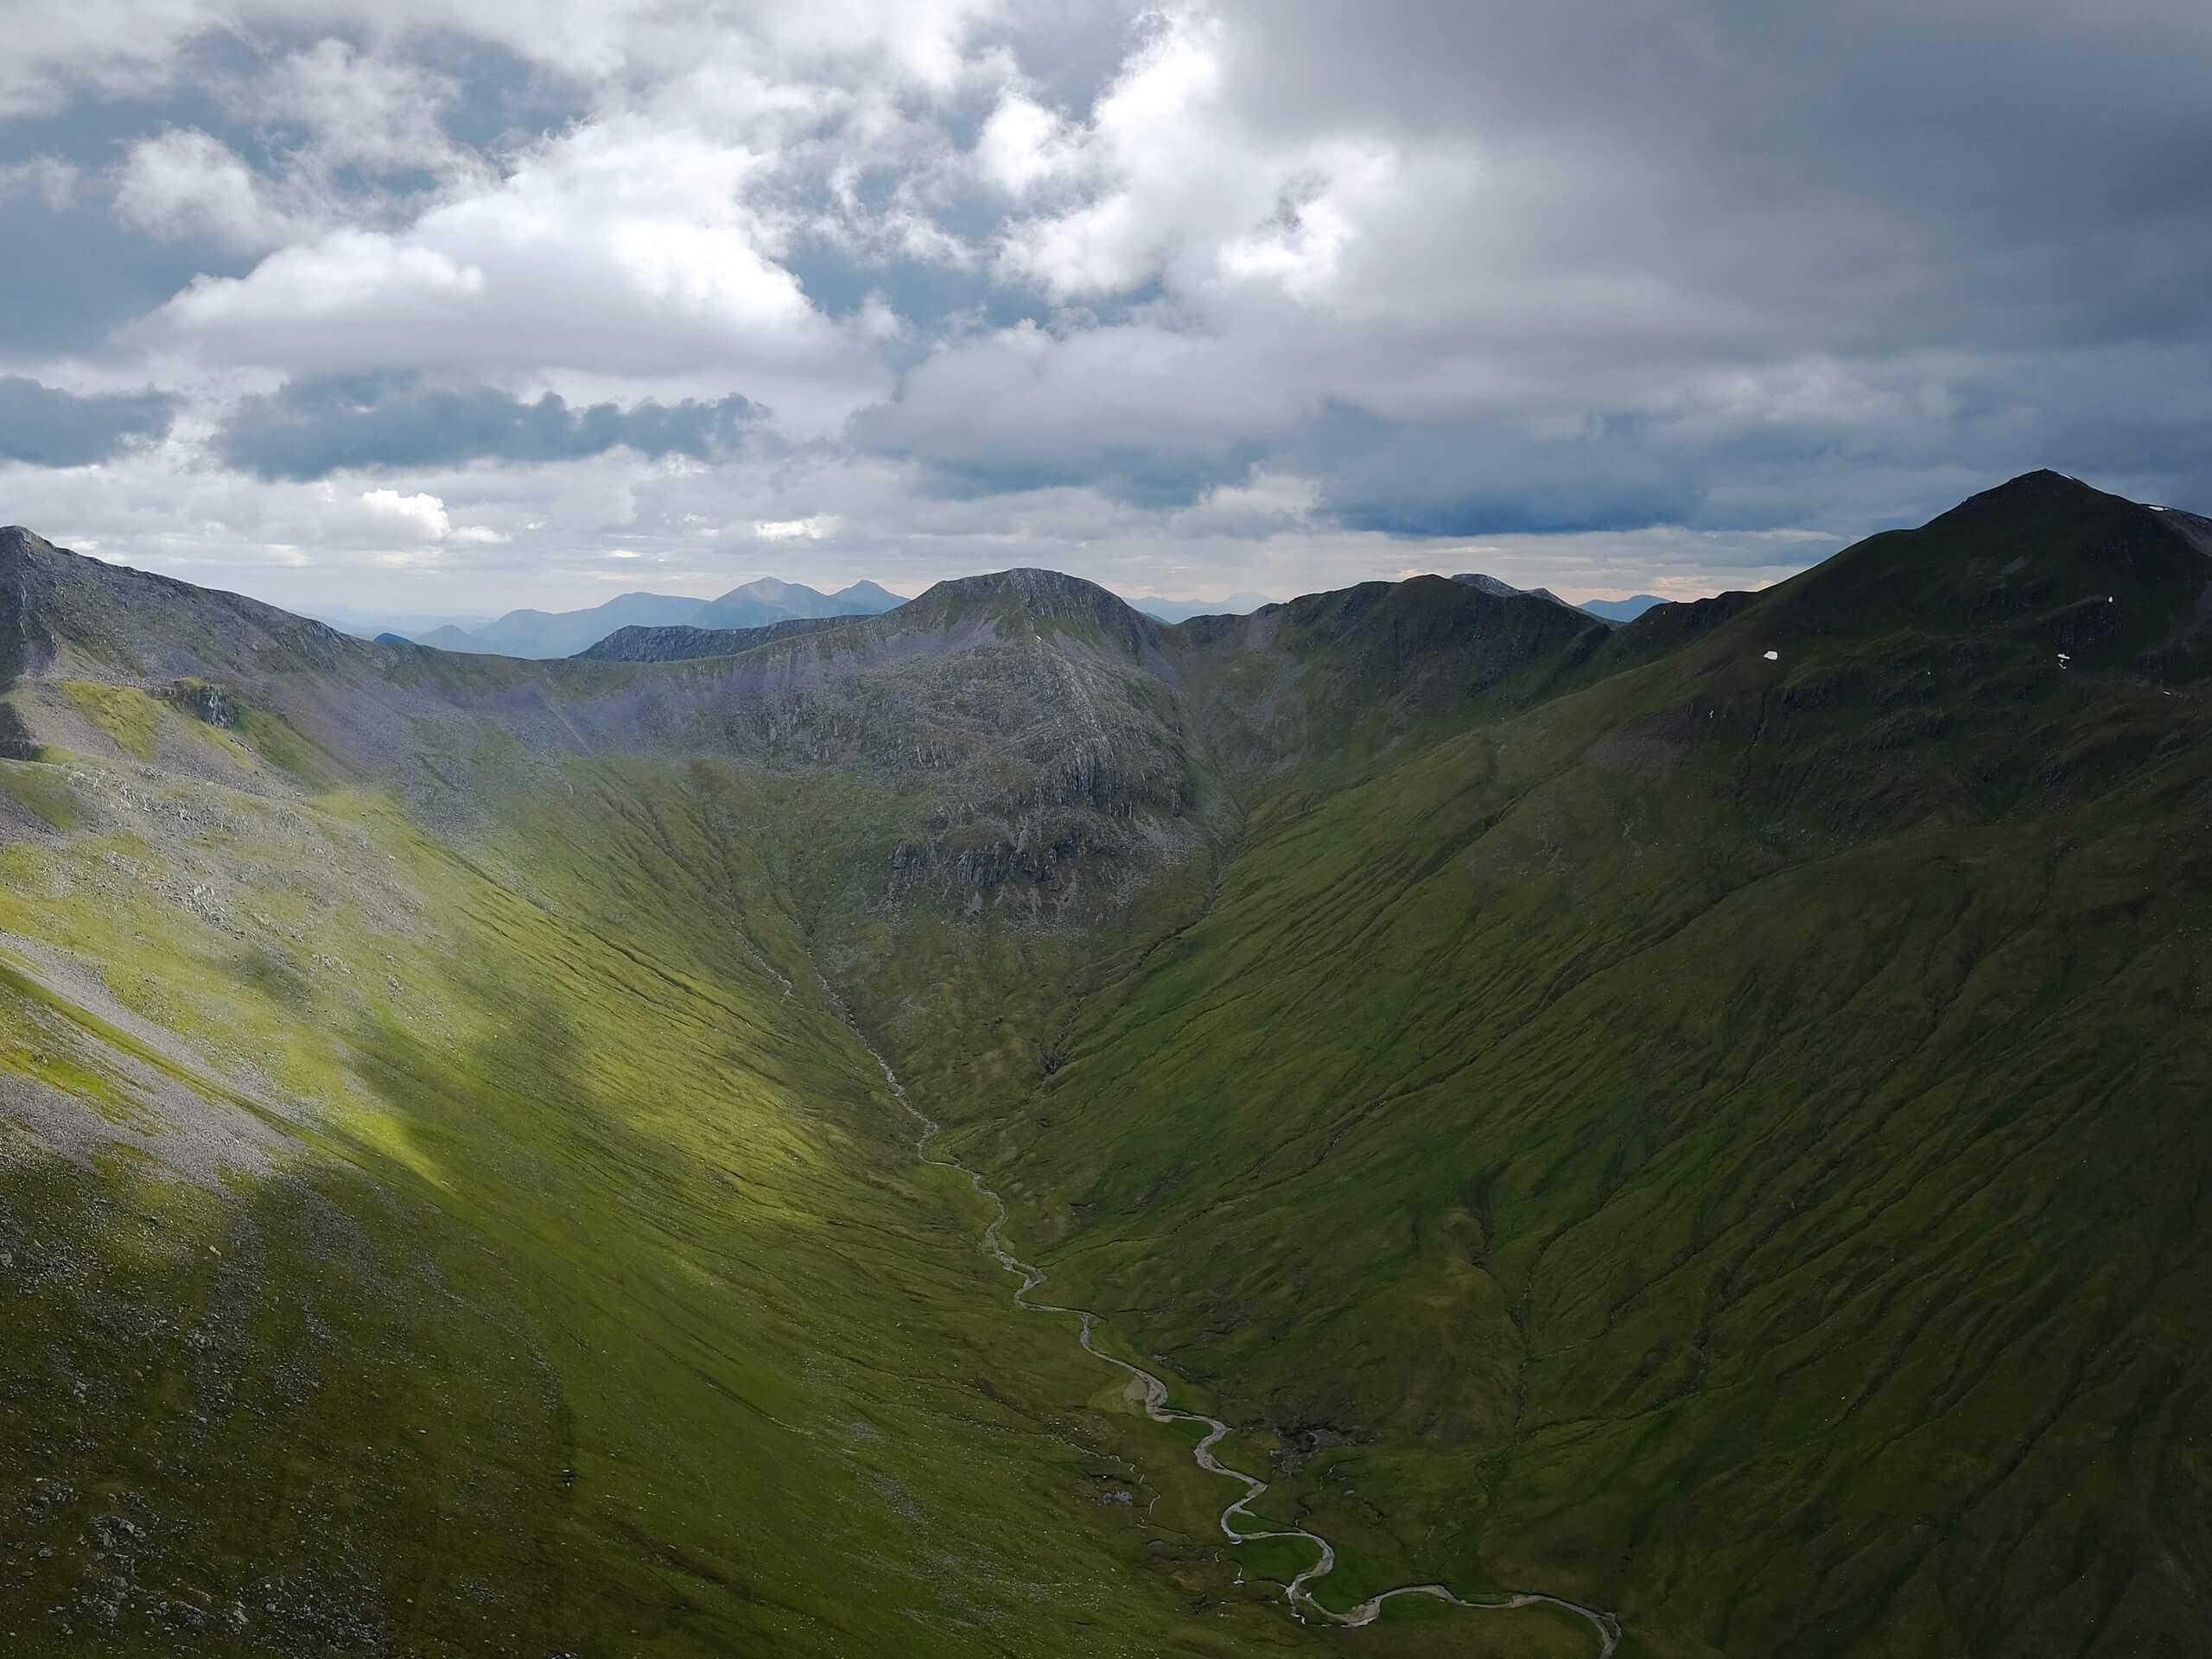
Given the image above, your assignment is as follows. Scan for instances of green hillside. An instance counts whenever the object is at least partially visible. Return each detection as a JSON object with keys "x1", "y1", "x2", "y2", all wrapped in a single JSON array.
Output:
[
  {"x1": 905, "y1": 474, "x2": 2212, "y2": 1656},
  {"x1": 0, "y1": 471, "x2": 2206, "y2": 1656}
]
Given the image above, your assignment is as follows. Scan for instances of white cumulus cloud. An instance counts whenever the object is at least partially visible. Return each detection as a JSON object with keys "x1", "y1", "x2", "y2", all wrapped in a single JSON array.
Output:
[{"x1": 352, "y1": 486, "x2": 503, "y2": 544}]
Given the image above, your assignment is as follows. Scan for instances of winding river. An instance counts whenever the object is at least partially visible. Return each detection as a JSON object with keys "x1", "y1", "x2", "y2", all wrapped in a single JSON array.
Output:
[{"x1": 829, "y1": 983, "x2": 1623, "y2": 1655}]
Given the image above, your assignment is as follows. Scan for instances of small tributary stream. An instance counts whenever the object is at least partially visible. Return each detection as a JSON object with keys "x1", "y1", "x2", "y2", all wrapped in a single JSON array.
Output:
[{"x1": 825, "y1": 980, "x2": 1622, "y2": 1656}]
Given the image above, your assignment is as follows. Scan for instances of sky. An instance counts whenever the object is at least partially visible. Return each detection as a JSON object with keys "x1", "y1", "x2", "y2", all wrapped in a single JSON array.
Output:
[{"x1": 2, "y1": 0, "x2": 2209, "y2": 620}]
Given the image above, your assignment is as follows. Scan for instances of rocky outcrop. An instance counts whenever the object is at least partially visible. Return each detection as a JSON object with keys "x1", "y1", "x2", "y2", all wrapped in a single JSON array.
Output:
[{"x1": 160, "y1": 678, "x2": 237, "y2": 727}]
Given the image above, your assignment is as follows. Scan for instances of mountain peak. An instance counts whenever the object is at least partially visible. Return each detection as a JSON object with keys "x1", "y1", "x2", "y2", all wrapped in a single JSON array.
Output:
[
  {"x1": 1452, "y1": 569, "x2": 1617, "y2": 623},
  {"x1": 1936, "y1": 468, "x2": 2118, "y2": 525},
  {"x1": 1993, "y1": 467, "x2": 2093, "y2": 494},
  {"x1": 1451, "y1": 572, "x2": 1522, "y2": 599},
  {"x1": 690, "y1": 574, "x2": 899, "y2": 632},
  {"x1": 915, "y1": 566, "x2": 1134, "y2": 612},
  {"x1": 1, "y1": 525, "x2": 56, "y2": 562},
  {"x1": 1755, "y1": 470, "x2": 2212, "y2": 680},
  {"x1": 909, "y1": 568, "x2": 1161, "y2": 652}
]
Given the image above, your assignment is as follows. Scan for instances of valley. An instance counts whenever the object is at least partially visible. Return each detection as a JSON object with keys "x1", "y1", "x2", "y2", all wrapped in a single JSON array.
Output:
[
  {"x1": 0, "y1": 471, "x2": 2206, "y2": 1657},
  {"x1": 836, "y1": 962, "x2": 1622, "y2": 1650}
]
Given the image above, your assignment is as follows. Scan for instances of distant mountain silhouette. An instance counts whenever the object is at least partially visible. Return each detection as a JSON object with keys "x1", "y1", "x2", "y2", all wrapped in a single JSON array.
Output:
[
  {"x1": 1578, "y1": 594, "x2": 1669, "y2": 623},
  {"x1": 372, "y1": 575, "x2": 907, "y2": 658},
  {"x1": 1124, "y1": 590, "x2": 1277, "y2": 623}
]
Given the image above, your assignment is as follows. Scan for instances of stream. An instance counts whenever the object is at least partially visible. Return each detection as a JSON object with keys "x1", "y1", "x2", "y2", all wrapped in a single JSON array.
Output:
[{"x1": 827, "y1": 982, "x2": 1623, "y2": 1656}]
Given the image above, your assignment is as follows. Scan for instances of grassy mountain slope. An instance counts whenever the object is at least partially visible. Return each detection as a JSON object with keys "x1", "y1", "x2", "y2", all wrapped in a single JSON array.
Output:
[
  {"x1": 0, "y1": 472, "x2": 2206, "y2": 1657},
  {"x1": 0, "y1": 549, "x2": 1379, "y2": 1657},
  {"x1": 897, "y1": 473, "x2": 2212, "y2": 1657},
  {"x1": 1, "y1": 537, "x2": 1459, "y2": 1658}
]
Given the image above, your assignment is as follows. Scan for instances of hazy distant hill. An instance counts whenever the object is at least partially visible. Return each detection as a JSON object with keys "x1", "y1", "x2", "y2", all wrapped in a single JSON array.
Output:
[
  {"x1": 463, "y1": 589, "x2": 707, "y2": 656},
  {"x1": 1452, "y1": 572, "x2": 1673, "y2": 626},
  {"x1": 1577, "y1": 592, "x2": 1669, "y2": 623},
  {"x1": 409, "y1": 623, "x2": 482, "y2": 650},
  {"x1": 390, "y1": 575, "x2": 906, "y2": 657},
  {"x1": 687, "y1": 575, "x2": 904, "y2": 631},
  {"x1": 315, "y1": 608, "x2": 494, "y2": 639},
  {"x1": 1124, "y1": 589, "x2": 1276, "y2": 623}
]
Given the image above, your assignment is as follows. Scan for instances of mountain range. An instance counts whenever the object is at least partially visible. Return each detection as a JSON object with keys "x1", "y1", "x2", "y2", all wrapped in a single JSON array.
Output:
[
  {"x1": 399, "y1": 574, "x2": 906, "y2": 657},
  {"x1": 0, "y1": 470, "x2": 2206, "y2": 1657},
  {"x1": 1122, "y1": 590, "x2": 1279, "y2": 623},
  {"x1": 1455, "y1": 570, "x2": 1669, "y2": 625},
  {"x1": 1576, "y1": 592, "x2": 1669, "y2": 623}
]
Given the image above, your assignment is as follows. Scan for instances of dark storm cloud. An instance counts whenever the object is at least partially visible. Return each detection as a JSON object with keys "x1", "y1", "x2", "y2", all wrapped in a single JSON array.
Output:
[
  {"x1": 902, "y1": 447, "x2": 1257, "y2": 512},
  {"x1": 0, "y1": 376, "x2": 177, "y2": 466},
  {"x1": 1210, "y1": 0, "x2": 2212, "y2": 355},
  {"x1": 214, "y1": 375, "x2": 763, "y2": 480},
  {"x1": 1310, "y1": 413, "x2": 1703, "y2": 539}
]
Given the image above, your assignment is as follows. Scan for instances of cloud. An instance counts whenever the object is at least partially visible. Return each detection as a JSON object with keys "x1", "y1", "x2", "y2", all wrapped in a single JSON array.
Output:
[
  {"x1": 260, "y1": 40, "x2": 467, "y2": 180},
  {"x1": 108, "y1": 42, "x2": 487, "y2": 257},
  {"x1": 4, "y1": 0, "x2": 2212, "y2": 616},
  {"x1": 140, "y1": 115, "x2": 891, "y2": 434},
  {"x1": 1166, "y1": 468, "x2": 1320, "y2": 537},
  {"x1": 214, "y1": 374, "x2": 763, "y2": 480},
  {"x1": 852, "y1": 318, "x2": 1289, "y2": 504},
  {"x1": 357, "y1": 487, "x2": 456, "y2": 541},
  {"x1": 753, "y1": 514, "x2": 838, "y2": 541},
  {"x1": 1293, "y1": 406, "x2": 1709, "y2": 538},
  {"x1": 990, "y1": 11, "x2": 1238, "y2": 299},
  {"x1": 0, "y1": 0, "x2": 211, "y2": 117},
  {"x1": 344, "y1": 486, "x2": 505, "y2": 547},
  {"x1": 0, "y1": 377, "x2": 178, "y2": 467},
  {"x1": 976, "y1": 91, "x2": 1084, "y2": 197},
  {"x1": 114, "y1": 128, "x2": 306, "y2": 253},
  {"x1": 0, "y1": 157, "x2": 79, "y2": 210}
]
